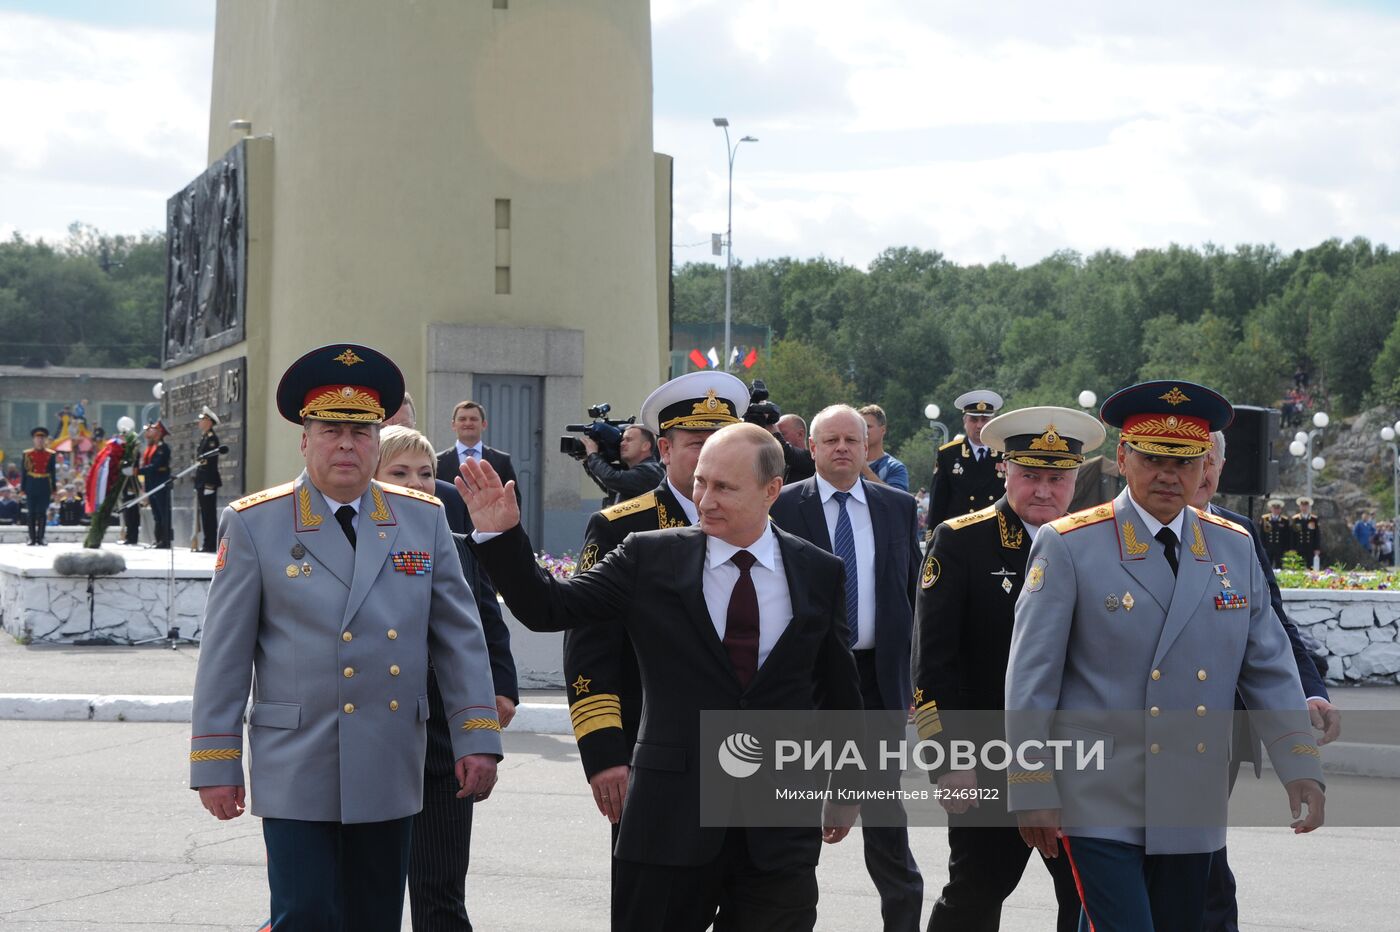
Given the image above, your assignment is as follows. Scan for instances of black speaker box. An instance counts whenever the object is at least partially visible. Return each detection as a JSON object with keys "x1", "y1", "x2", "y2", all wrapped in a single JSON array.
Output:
[{"x1": 1219, "y1": 405, "x2": 1280, "y2": 496}]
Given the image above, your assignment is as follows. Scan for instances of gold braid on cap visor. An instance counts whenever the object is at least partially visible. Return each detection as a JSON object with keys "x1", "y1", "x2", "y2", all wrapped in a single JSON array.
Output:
[
  {"x1": 1004, "y1": 452, "x2": 1084, "y2": 469},
  {"x1": 300, "y1": 387, "x2": 385, "y2": 422},
  {"x1": 1121, "y1": 415, "x2": 1212, "y2": 457},
  {"x1": 659, "y1": 390, "x2": 740, "y2": 431}
]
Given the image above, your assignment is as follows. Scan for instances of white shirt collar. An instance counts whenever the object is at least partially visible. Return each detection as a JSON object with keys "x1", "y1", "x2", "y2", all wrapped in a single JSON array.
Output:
[
  {"x1": 706, "y1": 522, "x2": 779, "y2": 572},
  {"x1": 1022, "y1": 521, "x2": 1041, "y2": 541},
  {"x1": 456, "y1": 440, "x2": 483, "y2": 458},
  {"x1": 666, "y1": 476, "x2": 699, "y2": 525},
  {"x1": 814, "y1": 472, "x2": 867, "y2": 505},
  {"x1": 1126, "y1": 490, "x2": 1185, "y2": 541},
  {"x1": 319, "y1": 490, "x2": 361, "y2": 514}
]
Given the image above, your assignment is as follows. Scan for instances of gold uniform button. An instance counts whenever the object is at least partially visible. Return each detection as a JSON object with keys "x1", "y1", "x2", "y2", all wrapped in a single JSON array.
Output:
[
  {"x1": 1150, "y1": 743, "x2": 1160, "y2": 754},
  {"x1": 342, "y1": 632, "x2": 353, "y2": 642},
  {"x1": 390, "y1": 700, "x2": 399, "y2": 711},
  {"x1": 343, "y1": 667, "x2": 354, "y2": 678},
  {"x1": 1197, "y1": 742, "x2": 1207, "y2": 753},
  {"x1": 387, "y1": 629, "x2": 398, "y2": 640},
  {"x1": 1197, "y1": 669, "x2": 1208, "y2": 681},
  {"x1": 1197, "y1": 705, "x2": 1207, "y2": 717},
  {"x1": 1150, "y1": 706, "x2": 1160, "y2": 717},
  {"x1": 343, "y1": 703, "x2": 355, "y2": 714},
  {"x1": 1151, "y1": 669, "x2": 1161, "y2": 681},
  {"x1": 390, "y1": 665, "x2": 401, "y2": 676}
]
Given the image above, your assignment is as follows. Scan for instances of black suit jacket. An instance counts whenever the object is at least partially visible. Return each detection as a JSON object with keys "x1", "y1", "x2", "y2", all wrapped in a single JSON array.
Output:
[
  {"x1": 563, "y1": 482, "x2": 690, "y2": 779},
  {"x1": 769, "y1": 476, "x2": 919, "y2": 711},
  {"x1": 927, "y1": 439, "x2": 1004, "y2": 530},
  {"x1": 436, "y1": 446, "x2": 519, "y2": 530},
  {"x1": 474, "y1": 522, "x2": 863, "y2": 869}
]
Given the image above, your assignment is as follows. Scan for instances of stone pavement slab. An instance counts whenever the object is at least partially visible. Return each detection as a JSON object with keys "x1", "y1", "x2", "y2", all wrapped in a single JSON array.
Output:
[{"x1": 1, "y1": 722, "x2": 1397, "y2": 931}]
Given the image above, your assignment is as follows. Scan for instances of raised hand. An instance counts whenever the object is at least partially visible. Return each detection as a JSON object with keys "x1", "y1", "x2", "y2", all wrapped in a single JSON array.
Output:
[{"x1": 456, "y1": 456, "x2": 520, "y2": 533}]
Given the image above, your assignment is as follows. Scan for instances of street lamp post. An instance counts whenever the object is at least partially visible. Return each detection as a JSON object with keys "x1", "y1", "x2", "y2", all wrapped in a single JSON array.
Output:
[
  {"x1": 713, "y1": 117, "x2": 757, "y2": 371},
  {"x1": 924, "y1": 403, "x2": 948, "y2": 447},
  {"x1": 1381, "y1": 420, "x2": 1400, "y2": 568},
  {"x1": 1287, "y1": 411, "x2": 1330, "y2": 500}
]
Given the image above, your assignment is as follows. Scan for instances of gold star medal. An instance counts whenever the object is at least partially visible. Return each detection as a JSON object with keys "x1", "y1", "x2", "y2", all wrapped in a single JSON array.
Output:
[{"x1": 1122, "y1": 591, "x2": 1135, "y2": 612}]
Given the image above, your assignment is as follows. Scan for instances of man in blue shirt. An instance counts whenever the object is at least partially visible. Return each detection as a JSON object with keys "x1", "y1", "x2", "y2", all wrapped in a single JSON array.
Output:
[{"x1": 859, "y1": 404, "x2": 909, "y2": 491}]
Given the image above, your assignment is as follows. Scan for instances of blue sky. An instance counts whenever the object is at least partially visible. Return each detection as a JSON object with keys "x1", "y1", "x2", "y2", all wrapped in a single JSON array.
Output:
[{"x1": 3, "y1": 0, "x2": 1400, "y2": 267}]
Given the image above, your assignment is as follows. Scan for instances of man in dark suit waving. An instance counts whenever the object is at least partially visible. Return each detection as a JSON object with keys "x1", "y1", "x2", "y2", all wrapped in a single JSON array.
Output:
[
  {"x1": 769, "y1": 403, "x2": 924, "y2": 932},
  {"x1": 459, "y1": 423, "x2": 864, "y2": 932}
]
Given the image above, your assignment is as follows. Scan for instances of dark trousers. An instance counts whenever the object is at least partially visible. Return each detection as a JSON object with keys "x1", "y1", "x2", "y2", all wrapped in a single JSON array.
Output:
[
  {"x1": 853, "y1": 649, "x2": 923, "y2": 931},
  {"x1": 149, "y1": 486, "x2": 171, "y2": 546},
  {"x1": 1203, "y1": 758, "x2": 1245, "y2": 931},
  {"x1": 1060, "y1": 836, "x2": 1211, "y2": 932},
  {"x1": 615, "y1": 828, "x2": 817, "y2": 932},
  {"x1": 122, "y1": 491, "x2": 140, "y2": 543},
  {"x1": 928, "y1": 825, "x2": 1080, "y2": 932},
  {"x1": 408, "y1": 667, "x2": 476, "y2": 931},
  {"x1": 262, "y1": 815, "x2": 413, "y2": 932},
  {"x1": 25, "y1": 490, "x2": 49, "y2": 542},
  {"x1": 196, "y1": 485, "x2": 219, "y2": 552}
]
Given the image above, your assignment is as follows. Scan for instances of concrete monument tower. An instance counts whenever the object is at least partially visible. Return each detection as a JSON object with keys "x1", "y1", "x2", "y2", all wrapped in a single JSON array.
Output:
[{"x1": 161, "y1": 0, "x2": 670, "y2": 550}]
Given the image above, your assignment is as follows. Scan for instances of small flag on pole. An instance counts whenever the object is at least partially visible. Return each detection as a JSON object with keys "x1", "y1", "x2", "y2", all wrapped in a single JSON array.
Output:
[
  {"x1": 742, "y1": 347, "x2": 759, "y2": 368},
  {"x1": 707, "y1": 347, "x2": 720, "y2": 368},
  {"x1": 688, "y1": 348, "x2": 709, "y2": 369}
]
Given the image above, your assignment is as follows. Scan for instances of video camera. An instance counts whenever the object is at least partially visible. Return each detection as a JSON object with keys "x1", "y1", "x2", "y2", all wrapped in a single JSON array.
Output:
[
  {"x1": 742, "y1": 380, "x2": 782, "y2": 427},
  {"x1": 560, "y1": 403, "x2": 636, "y2": 463}
]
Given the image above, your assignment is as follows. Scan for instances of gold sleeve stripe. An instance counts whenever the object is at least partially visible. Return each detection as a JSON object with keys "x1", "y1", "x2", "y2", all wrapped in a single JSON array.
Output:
[
  {"x1": 461, "y1": 718, "x2": 502, "y2": 732},
  {"x1": 570, "y1": 693, "x2": 621, "y2": 717},
  {"x1": 190, "y1": 748, "x2": 242, "y2": 762},
  {"x1": 573, "y1": 710, "x2": 624, "y2": 741},
  {"x1": 1292, "y1": 744, "x2": 1321, "y2": 759},
  {"x1": 913, "y1": 702, "x2": 943, "y2": 739},
  {"x1": 1007, "y1": 770, "x2": 1054, "y2": 784}
]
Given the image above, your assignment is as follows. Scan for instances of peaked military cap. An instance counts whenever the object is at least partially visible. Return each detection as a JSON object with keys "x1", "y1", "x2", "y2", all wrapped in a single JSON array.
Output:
[
  {"x1": 197, "y1": 405, "x2": 221, "y2": 426},
  {"x1": 954, "y1": 389, "x2": 1004, "y2": 416},
  {"x1": 641, "y1": 370, "x2": 749, "y2": 434},
  {"x1": 1100, "y1": 380, "x2": 1233, "y2": 458},
  {"x1": 1267, "y1": 498, "x2": 1285, "y2": 508},
  {"x1": 275, "y1": 343, "x2": 404, "y2": 425},
  {"x1": 981, "y1": 406, "x2": 1105, "y2": 469},
  {"x1": 145, "y1": 419, "x2": 170, "y2": 438},
  {"x1": 30, "y1": 426, "x2": 49, "y2": 438},
  {"x1": 1296, "y1": 496, "x2": 1314, "y2": 507}
]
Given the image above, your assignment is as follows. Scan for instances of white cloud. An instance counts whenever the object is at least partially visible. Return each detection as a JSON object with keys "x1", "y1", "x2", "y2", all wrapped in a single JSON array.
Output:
[{"x1": 0, "y1": 10, "x2": 211, "y2": 240}]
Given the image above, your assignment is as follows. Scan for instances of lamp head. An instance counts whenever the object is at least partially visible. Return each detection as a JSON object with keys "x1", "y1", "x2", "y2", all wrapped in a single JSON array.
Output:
[{"x1": 713, "y1": 117, "x2": 729, "y2": 127}]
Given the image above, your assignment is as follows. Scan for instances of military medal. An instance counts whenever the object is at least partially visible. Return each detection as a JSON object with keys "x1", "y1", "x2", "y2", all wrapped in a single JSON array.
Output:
[
  {"x1": 1105, "y1": 593, "x2": 1120, "y2": 612},
  {"x1": 291, "y1": 542, "x2": 306, "y2": 560},
  {"x1": 1212, "y1": 563, "x2": 1246, "y2": 610},
  {"x1": 301, "y1": 563, "x2": 313, "y2": 576},
  {"x1": 952, "y1": 461, "x2": 964, "y2": 475},
  {"x1": 1122, "y1": 591, "x2": 1135, "y2": 612},
  {"x1": 285, "y1": 563, "x2": 299, "y2": 578},
  {"x1": 392, "y1": 550, "x2": 433, "y2": 575},
  {"x1": 990, "y1": 567, "x2": 1016, "y2": 594}
]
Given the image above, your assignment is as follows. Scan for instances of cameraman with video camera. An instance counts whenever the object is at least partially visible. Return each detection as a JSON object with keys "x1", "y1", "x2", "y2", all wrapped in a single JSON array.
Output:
[
  {"x1": 581, "y1": 424, "x2": 664, "y2": 508},
  {"x1": 744, "y1": 380, "x2": 816, "y2": 482}
]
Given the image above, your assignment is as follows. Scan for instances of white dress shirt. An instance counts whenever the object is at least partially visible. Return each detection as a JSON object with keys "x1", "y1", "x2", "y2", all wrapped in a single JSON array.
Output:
[
  {"x1": 320, "y1": 491, "x2": 361, "y2": 532},
  {"x1": 1127, "y1": 492, "x2": 1185, "y2": 563},
  {"x1": 667, "y1": 477, "x2": 700, "y2": 525},
  {"x1": 970, "y1": 443, "x2": 990, "y2": 461},
  {"x1": 703, "y1": 523, "x2": 794, "y2": 670},
  {"x1": 813, "y1": 474, "x2": 876, "y2": 649},
  {"x1": 455, "y1": 441, "x2": 484, "y2": 461}
]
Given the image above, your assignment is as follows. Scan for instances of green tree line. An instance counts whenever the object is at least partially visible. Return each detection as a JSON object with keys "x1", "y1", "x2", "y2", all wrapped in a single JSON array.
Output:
[
  {"x1": 677, "y1": 237, "x2": 1400, "y2": 474},
  {"x1": 0, "y1": 224, "x2": 165, "y2": 369}
]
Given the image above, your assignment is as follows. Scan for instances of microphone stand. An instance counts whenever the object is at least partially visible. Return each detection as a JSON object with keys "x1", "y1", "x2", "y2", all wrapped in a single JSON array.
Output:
[{"x1": 125, "y1": 454, "x2": 217, "y2": 649}]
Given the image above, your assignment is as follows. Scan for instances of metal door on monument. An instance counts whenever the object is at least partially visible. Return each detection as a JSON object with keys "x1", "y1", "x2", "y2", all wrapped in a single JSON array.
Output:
[{"x1": 473, "y1": 375, "x2": 543, "y2": 541}]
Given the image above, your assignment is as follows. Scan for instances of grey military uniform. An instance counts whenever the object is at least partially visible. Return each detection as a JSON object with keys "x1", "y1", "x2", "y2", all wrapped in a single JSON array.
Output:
[
  {"x1": 1005, "y1": 490, "x2": 1322, "y2": 855},
  {"x1": 190, "y1": 471, "x2": 503, "y2": 824}
]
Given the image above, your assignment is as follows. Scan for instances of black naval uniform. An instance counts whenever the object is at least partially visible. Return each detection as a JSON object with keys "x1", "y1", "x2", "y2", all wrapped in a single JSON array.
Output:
[
  {"x1": 562, "y1": 483, "x2": 690, "y2": 867},
  {"x1": 139, "y1": 439, "x2": 173, "y2": 548},
  {"x1": 194, "y1": 428, "x2": 221, "y2": 553},
  {"x1": 1291, "y1": 511, "x2": 1323, "y2": 565},
  {"x1": 913, "y1": 499, "x2": 1080, "y2": 931},
  {"x1": 21, "y1": 447, "x2": 56, "y2": 545},
  {"x1": 1258, "y1": 512, "x2": 1291, "y2": 569},
  {"x1": 927, "y1": 439, "x2": 1005, "y2": 532}
]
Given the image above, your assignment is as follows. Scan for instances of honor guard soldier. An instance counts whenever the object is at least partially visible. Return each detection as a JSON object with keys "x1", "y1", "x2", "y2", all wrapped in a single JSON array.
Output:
[
  {"x1": 1005, "y1": 381, "x2": 1325, "y2": 932},
  {"x1": 139, "y1": 419, "x2": 173, "y2": 548},
  {"x1": 1259, "y1": 499, "x2": 1291, "y2": 568},
  {"x1": 1291, "y1": 496, "x2": 1323, "y2": 567},
  {"x1": 914, "y1": 406, "x2": 1101, "y2": 931},
  {"x1": 927, "y1": 390, "x2": 1005, "y2": 529},
  {"x1": 190, "y1": 343, "x2": 503, "y2": 929},
  {"x1": 21, "y1": 426, "x2": 56, "y2": 546},
  {"x1": 194, "y1": 405, "x2": 222, "y2": 553},
  {"x1": 562, "y1": 371, "x2": 747, "y2": 845}
]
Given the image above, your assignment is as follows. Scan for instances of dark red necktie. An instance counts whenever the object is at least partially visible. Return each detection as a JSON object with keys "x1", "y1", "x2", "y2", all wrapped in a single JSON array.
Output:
[{"x1": 723, "y1": 550, "x2": 760, "y2": 688}]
